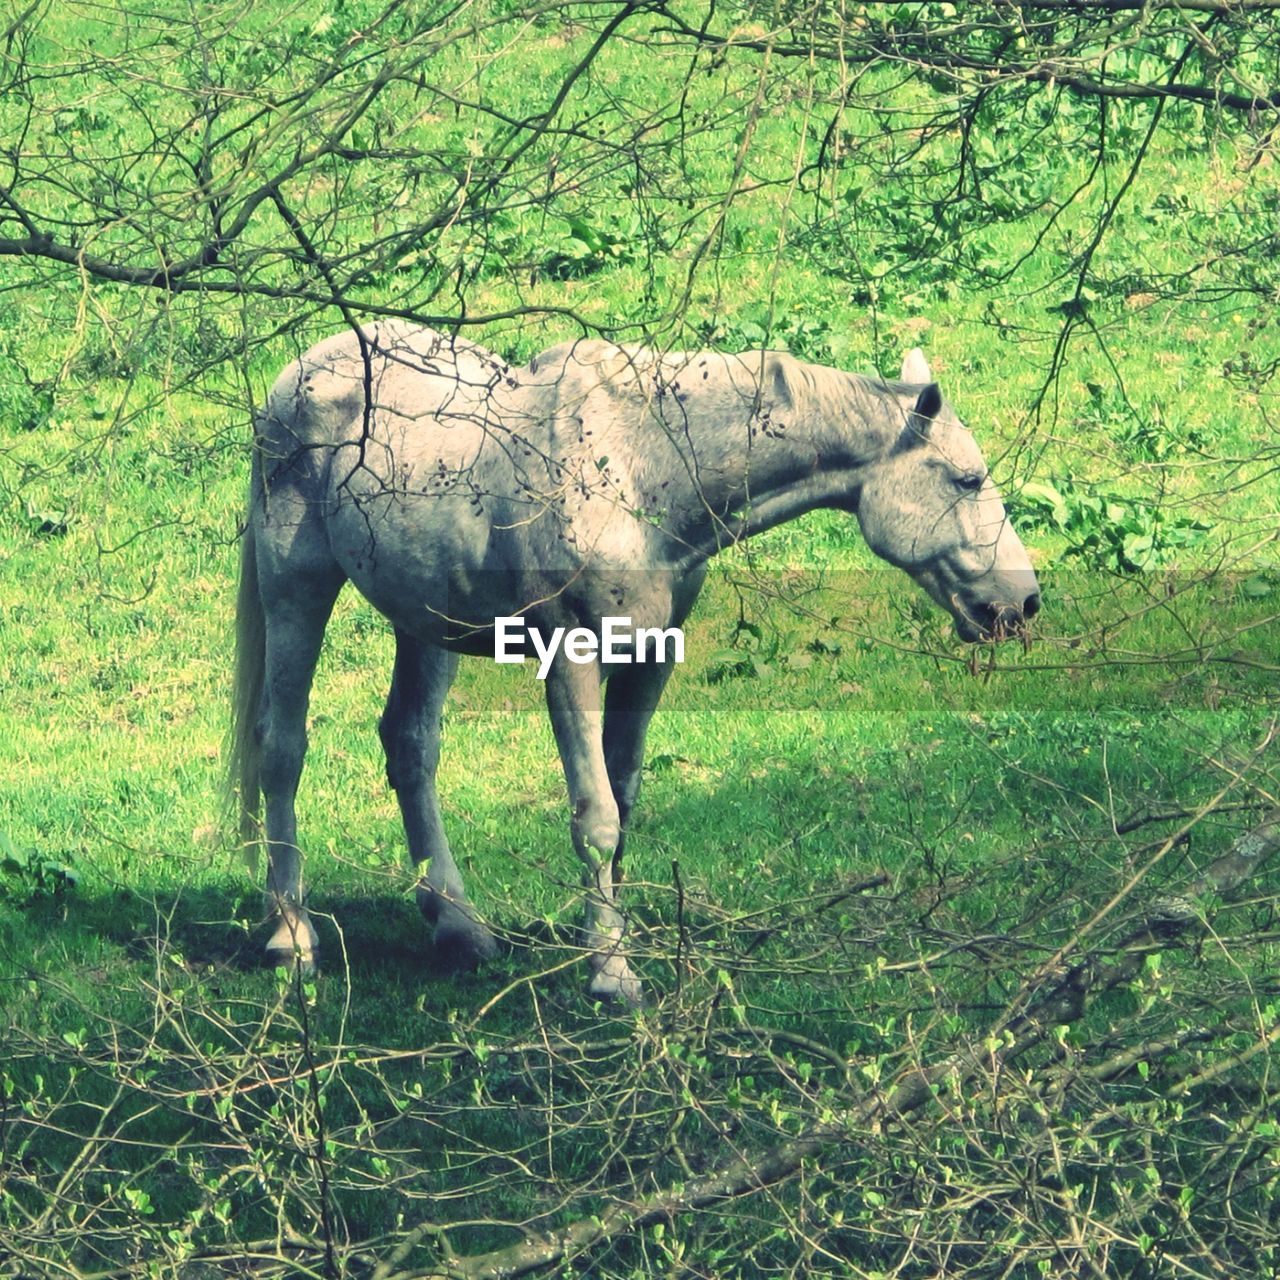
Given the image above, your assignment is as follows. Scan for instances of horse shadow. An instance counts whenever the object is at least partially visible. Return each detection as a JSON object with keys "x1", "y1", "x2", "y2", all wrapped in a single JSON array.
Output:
[
  {"x1": 25, "y1": 881, "x2": 458, "y2": 980},
  {"x1": 22, "y1": 746, "x2": 905, "y2": 1003}
]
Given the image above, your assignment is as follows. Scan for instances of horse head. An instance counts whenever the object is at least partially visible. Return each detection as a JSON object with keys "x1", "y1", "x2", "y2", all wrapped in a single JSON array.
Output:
[{"x1": 855, "y1": 349, "x2": 1040, "y2": 643}]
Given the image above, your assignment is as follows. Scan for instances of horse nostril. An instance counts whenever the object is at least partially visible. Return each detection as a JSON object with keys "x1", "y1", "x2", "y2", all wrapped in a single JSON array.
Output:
[{"x1": 965, "y1": 596, "x2": 1040, "y2": 641}]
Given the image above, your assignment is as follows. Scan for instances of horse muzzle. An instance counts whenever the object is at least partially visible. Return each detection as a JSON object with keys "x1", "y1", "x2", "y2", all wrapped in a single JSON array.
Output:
[{"x1": 954, "y1": 584, "x2": 1041, "y2": 643}]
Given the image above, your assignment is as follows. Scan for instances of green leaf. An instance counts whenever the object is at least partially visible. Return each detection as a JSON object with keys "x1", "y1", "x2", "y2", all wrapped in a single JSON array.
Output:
[{"x1": 1018, "y1": 481, "x2": 1069, "y2": 528}]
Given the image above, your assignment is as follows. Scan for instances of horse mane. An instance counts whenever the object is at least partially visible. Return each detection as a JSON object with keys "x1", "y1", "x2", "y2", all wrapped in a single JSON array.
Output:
[{"x1": 526, "y1": 334, "x2": 908, "y2": 440}]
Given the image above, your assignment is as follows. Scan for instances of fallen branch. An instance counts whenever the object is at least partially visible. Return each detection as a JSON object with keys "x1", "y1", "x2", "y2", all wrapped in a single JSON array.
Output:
[{"x1": 377, "y1": 805, "x2": 1280, "y2": 1280}]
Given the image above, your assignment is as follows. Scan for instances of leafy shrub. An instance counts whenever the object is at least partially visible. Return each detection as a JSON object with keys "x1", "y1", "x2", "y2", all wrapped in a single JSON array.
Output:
[
  {"x1": 542, "y1": 214, "x2": 639, "y2": 279},
  {"x1": 700, "y1": 304, "x2": 850, "y2": 362},
  {"x1": 1012, "y1": 476, "x2": 1211, "y2": 573},
  {"x1": 0, "y1": 834, "x2": 77, "y2": 904},
  {"x1": 1075, "y1": 382, "x2": 1209, "y2": 462}
]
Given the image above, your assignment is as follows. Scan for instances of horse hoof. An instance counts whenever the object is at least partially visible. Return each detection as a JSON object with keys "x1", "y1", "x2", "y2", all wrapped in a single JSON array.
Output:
[
  {"x1": 433, "y1": 920, "x2": 500, "y2": 971},
  {"x1": 589, "y1": 967, "x2": 645, "y2": 1009},
  {"x1": 264, "y1": 911, "x2": 319, "y2": 973},
  {"x1": 264, "y1": 946, "x2": 319, "y2": 975}
]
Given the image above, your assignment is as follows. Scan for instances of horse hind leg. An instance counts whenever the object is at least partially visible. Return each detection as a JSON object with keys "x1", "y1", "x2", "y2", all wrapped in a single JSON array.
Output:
[
  {"x1": 379, "y1": 630, "x2": 498, "y2": 968},
  {"x1": 256, "y1": 565, "x2": 345, "y2": 970}
]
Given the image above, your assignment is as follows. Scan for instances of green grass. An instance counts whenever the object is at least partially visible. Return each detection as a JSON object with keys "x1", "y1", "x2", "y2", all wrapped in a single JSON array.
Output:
[{"x1": 2, "y1": 3, "x2": 1279, "y2": 1276}]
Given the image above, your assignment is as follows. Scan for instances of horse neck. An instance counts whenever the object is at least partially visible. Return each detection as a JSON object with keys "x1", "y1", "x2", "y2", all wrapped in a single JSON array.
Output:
[{"x1": 648, "y1": 362, "x2": 906, "y2": 564}]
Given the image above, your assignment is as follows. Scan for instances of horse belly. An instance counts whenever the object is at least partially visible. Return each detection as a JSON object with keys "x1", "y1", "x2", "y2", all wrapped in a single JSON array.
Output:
[{"x1": 324, "y1": 483, "x2": 505, "y2": 644}]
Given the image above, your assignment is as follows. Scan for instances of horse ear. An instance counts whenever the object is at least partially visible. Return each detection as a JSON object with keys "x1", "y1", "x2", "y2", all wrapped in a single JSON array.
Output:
[
  {"x1": 913, "y1": 382, "x2": 942, "y2": 422},
  {"x1": 767, "y1": 352, "x2": 796, "y2": 409},
  {"x1": 903, "y1": 382, "x2": 943, "y2": 447},
  {"x1": 901, "y1": 347, "x2": 932, "y2": 383}
]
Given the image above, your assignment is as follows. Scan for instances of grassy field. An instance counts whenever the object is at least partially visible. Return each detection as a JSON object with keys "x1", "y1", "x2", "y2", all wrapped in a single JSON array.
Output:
[{"x1": 1, "y1": 2, "x2": 1279, "y2": 1277}]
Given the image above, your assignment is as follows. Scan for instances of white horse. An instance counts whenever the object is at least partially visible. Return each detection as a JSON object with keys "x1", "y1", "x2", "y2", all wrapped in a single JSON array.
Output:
[{"x1": 229, "y1": 325, "x2": 1039, "y2": 1004}]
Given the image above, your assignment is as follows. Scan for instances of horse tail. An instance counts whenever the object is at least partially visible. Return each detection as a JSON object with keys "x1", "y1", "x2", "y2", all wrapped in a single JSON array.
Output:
[{"x1": 226, "y1": 494, "x2": 265, "y2": 857}]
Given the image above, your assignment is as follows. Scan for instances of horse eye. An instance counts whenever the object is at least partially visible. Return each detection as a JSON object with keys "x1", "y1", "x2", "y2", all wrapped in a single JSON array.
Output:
[{"x1": 954, "y1": 472, "x2": 985, "y2": 493}]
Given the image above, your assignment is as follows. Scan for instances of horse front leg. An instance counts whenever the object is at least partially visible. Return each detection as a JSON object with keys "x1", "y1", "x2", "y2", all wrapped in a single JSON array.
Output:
[
  {"x1": 602, "y1": 660, "x2": 675, "y2": 869},
  {"x1": 545, "y1": 658, "x2": 642, "y2": 1006},
  {"x1": 379, "y1": 631, "x2": 497, "y2": 968}
]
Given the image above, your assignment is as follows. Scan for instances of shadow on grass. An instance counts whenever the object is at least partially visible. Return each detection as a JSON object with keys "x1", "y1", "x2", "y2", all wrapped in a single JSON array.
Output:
[
  {"x1": 4, "y1": 882, "x2": 456, "y2": 975},
  {"x1": 0, "y1": 876, "x2": 611, "y2": 1026},
  {"x1": 0, "y1": 710, "x2": 1151, "y2": 1022}
]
